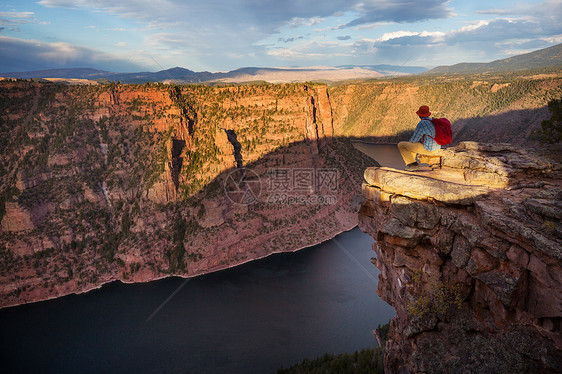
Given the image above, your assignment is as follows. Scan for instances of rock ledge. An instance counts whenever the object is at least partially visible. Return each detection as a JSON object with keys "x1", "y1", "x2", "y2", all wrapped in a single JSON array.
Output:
[{"x1": 359, "y1": 142, "x2": 561, "y2": 373}]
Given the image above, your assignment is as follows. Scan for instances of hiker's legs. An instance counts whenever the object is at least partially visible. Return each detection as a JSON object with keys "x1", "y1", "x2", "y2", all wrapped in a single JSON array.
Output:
[{"x1": 398, "y1": 141, "x2": 429, "y2": 165}]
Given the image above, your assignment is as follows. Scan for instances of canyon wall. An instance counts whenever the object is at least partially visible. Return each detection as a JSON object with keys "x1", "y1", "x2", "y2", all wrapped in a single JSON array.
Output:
[
  {"x1": 359, "y1": 142, "x2": 561, "y2": 373},
  {"x1": 0, "y1": 81, "x2": 368, "y2": 308}
]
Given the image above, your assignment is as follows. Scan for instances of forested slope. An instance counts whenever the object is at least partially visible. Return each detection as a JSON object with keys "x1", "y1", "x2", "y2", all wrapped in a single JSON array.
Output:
[{"x1": 330, "y1": 70, "x2": 562, "y2": 144}]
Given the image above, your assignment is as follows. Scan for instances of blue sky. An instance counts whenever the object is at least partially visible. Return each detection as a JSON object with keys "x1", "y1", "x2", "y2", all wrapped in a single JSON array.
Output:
[{"x1": 1, "y1": 0, "x2": 561, "y2": 72}]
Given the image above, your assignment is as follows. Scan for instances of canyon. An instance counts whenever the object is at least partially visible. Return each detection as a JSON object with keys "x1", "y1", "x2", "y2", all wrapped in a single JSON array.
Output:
[
  {"x1": 0, "y1": 72, "x2": 561, "y2": 318},
  {"x1": 359, "y1": 142, "x2": 561, "y2": 372}
]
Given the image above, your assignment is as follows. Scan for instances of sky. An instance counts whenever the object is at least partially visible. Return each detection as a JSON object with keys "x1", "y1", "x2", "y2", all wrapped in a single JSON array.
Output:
[{"x1": 1, "y1": 0, "x2": 561, "y2": 73}]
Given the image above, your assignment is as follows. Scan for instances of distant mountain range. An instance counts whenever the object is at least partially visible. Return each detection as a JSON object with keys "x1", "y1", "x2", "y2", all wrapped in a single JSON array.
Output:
[
  {"x1": 1, "y1": 43, "x2": 561, "y2": 83},
  {"x1": 0, "y1": 67, "x2": 215, "y2": 83},
  {"x1": 335, "y1": 64, "x2": 427, "y2": 75},
  {"x1": 426, "y1": 43, "x2": 562, "y2": 75},
  {"x1": 0, "y1": 64, "x2": 425, "y2": 84},
  {"x1": 0, "y1": 65, "x2": 420, "y2": 83}
]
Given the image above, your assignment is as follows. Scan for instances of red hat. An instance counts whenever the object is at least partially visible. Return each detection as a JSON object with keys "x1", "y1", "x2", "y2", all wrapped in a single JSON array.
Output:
[{"x1": 416, "y1": 105, "x2": 431, "y2": 117}]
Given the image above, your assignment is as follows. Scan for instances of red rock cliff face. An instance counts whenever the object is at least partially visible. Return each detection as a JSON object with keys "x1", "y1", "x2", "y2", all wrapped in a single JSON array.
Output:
[
  {"x1": 0, "y1": 81, "x2": 371, "y2": 308},
  {"x1": 359, "y1": 142, "x2": 562, "y2": 373}
]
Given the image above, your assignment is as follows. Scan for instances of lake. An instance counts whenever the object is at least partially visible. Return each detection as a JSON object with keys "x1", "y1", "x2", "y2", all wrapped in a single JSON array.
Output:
[{"x1": 0, "y1": 143, "x2": 400, "y2": 374}]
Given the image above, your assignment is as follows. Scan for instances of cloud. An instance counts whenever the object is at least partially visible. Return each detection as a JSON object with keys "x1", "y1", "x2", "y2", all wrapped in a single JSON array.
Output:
[
  {"x1": 476, "y1": 0, "x2": 562, "y2": 17},
  {"x1": 542, "y1": 34, "x2": 562, "y2": 44},
  {"x1": 267, "y1": 40, "x2": 354, "y2": 60},
  {"x1": 472, "y1": 0, "x2": 562, "y2": 39},
  {"x1": 278, "y1": 36, "x2": 304, "y2": 43},
  {"x1": 38, "y1": 0, "x2": 455, "y2": 34},
  {"x1": 0, "y1": 36, "x2": 144, "y2": 72},
  {"x1": 343, "y1": 0, "x2": 454, "y2": 27},
  {"x1": 475, "y1": 9, "x2": 513, "y2": 16},
  {"x1": 145, "y1": 33, "x2": 188, "y2": 50},
  {"x1": 365, "y1": 11, "x2": 562, "y2": 66},
  {"x1": 375, "y1": 30, "x2": 445, "y2": 42},
  {"x1": 0, "y1": 11, "x2": 38, "y2": 26},
  {"x1": 0, "y1": 11, "x2": 36, "y2": 19},
  {"x1": 15, "y1": 0, "x2": 562, "y2": 70},
  {"x1": 369, "y1": 13, "x2": 560, "y2": 48},
  {"x1": 265, "y1": 6, "x2": 562, "y2": 68},
  {"x1": 447, "y1": 19, "x2": 544, "y2": 43},
  {"x1": 288, "y1": 17, "x2": 325, "y2": 28},
  {"x1": 32, "y1": 0, "x2": 460, "y2": 70}
]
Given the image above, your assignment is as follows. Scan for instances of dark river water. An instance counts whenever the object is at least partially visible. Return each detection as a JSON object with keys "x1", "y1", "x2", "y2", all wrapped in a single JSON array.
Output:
[{"x1": 0, "y1": 143, "x2": 399, "y2": 374}]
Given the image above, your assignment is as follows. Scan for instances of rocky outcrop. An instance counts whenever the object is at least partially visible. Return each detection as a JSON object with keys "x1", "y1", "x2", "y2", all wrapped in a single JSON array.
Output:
[
  {"x1": 1, "y1": 202, "x2": 34, "y2": 232},
  {"x1": 359, "y1": 142, "x2": 562, "y2": 373}
]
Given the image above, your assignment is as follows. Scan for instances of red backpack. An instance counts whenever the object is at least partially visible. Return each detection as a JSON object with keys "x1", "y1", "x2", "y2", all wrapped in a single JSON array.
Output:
[{"x1": 428, "y1": 118, "x2": 452, "y2": 145}]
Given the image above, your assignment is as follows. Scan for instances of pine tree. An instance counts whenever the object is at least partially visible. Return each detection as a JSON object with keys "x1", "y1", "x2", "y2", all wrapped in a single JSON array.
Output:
[{"x1": 532, "y1": 98, "x2": 562, "y2": 143}]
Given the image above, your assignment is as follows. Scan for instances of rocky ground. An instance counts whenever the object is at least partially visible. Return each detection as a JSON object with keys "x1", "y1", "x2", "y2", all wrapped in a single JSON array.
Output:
[{"x1": 359, "y1": 141, "x2": 561, "y2": 373}]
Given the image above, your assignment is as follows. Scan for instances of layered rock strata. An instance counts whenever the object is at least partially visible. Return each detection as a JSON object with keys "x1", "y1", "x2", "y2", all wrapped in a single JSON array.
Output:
[
  {"x1": 359, "y1": 142, "x2": 562, "y2": 373},
  {"x1": 0, "y1": 81, "x2": 370, "y2": 308}
]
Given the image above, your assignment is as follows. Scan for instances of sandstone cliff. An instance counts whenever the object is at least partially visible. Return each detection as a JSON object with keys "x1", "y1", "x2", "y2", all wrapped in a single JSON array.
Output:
[
  {"x1": 359, "y1": 142, "x2": 561, "y2": 373},
  {"x1": 0, "y1": 81, "x2": 370, "y2": 308}
]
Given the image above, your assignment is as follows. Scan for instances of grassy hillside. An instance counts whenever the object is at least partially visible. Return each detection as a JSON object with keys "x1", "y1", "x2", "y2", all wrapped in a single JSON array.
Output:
[{"x1": 329, "y1": 69, "x2": 562, "y2": 144}]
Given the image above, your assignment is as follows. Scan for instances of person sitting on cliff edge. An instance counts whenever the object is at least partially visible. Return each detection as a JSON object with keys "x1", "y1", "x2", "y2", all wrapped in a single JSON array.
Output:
[{"x1": 398, "y1": 105, "x2": 440, "y2": 171}]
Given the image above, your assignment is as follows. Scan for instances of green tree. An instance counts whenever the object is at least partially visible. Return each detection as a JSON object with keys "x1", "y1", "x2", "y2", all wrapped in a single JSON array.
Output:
[{"x1": 531, "y1": 98, "x2": 562, "y2": 143}]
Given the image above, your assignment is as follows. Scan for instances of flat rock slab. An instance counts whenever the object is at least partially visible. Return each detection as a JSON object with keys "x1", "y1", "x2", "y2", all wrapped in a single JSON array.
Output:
[
  {"x1": 410, "y1": 141, "x2": 553, "y2": 187},
  {"x1": 364, "y1": 167, "x2": 490, "y2": 205}
]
